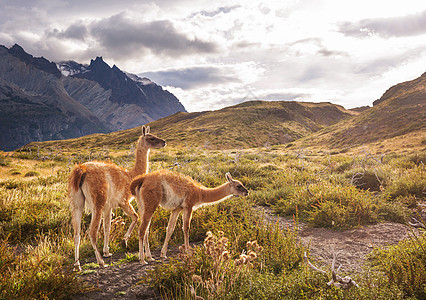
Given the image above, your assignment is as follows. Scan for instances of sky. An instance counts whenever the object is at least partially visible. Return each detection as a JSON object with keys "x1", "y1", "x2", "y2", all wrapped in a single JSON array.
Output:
[{"x1": 0, "y1": 0, "x2": 425, "y2": 112}]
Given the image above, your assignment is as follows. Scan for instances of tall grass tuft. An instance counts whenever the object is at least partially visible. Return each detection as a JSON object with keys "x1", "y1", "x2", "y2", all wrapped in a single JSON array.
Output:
[
  {"x1": 367, "y1": 232, "x2": 426, "y2": 299},
  {"x1": 0, "y1": 236, "x2": 80, "y2": 299}
]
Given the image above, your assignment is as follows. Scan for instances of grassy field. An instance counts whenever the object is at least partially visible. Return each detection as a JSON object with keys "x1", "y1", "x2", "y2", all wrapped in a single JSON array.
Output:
[{"x1": 0, "y1": 143, "x2": 425, "y2": 299}]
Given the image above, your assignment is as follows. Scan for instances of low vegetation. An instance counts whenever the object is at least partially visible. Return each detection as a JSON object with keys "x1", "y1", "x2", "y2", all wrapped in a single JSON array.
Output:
[{"x1": 0, "y1": 142, "x2": 424, "y2": 299}]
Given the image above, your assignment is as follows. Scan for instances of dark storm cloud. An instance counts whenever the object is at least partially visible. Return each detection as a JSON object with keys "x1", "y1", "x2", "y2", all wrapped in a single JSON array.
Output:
[
  {"x1": 49, "y1": 23, "x2": 88, "y2": 41},
  {"x1": 338, "y1": 10, "x2": 426, "y2": 38},
  {"x1": 141, "y1": 66, "x2": 239, "y2": 89},
  {"x1": 88, "y1": 14, "x2": 218, "y2": 58}
]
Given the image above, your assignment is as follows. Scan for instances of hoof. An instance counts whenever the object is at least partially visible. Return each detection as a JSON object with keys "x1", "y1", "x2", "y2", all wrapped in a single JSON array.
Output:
[
  {"x1": 146, "y1": 256, "x2": 156, "y2": 262},
  {"x1": 73, "y1": 262, "x2": 82, "y2": 272},
  {"x1": 103, "y1": 252, "x2": 112, "y2": 258},
  {"x1": 140, "y1": 260, "x2": 148, "y2": 265}
]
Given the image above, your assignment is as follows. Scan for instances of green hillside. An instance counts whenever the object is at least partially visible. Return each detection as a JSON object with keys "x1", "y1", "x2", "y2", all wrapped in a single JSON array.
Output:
[
  {"x1": 27, "y1": 100, "x2": 353, "y2": 151},
  {"x1": 295, "y1": 72, "x2": 426, "y2": 150}
]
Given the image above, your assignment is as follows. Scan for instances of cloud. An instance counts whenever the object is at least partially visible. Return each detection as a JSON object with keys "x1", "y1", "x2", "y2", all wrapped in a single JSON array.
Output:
[
  {"x1": 141, "y1": 66, "x2": 238, "y2": 89},
  {"x1": 141, "y1": 62, "x2": 263, "y2": 89},
  {"x1": 89, "y1": 13, "x2": 218, "y2": 59},
  {"x1": 338, "y1": 10, "x2": 426, "y2": 38},
  {"x1": 189, "y1": 5, "x2": 241, "y2": 18},
  {"x1": 286, "y1": 38, "x2": 348, "y2": 58},
  {"x1": 49, "y1": 23, "x2": 88, "y2": 41}
]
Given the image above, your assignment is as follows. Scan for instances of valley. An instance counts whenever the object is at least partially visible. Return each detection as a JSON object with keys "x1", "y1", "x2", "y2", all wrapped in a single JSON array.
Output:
[{"x1": 0, "y1": 68, "x2": 425, "y2": 299}]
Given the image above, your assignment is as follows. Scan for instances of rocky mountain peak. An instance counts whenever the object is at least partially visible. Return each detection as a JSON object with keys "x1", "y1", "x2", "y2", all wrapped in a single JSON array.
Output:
[
  {"x1": 89, "y1": 56, "x2": 110, "y2": 72},
  {"x1": 0, "y1": 44, "x2": 186, "y2": 150},
  {"x1": 8, "y1": 44, "x2": 61, "y2": 78}
]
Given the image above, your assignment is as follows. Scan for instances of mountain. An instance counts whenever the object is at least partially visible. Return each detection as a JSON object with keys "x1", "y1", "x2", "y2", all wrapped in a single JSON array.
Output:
[
  {"x1": 295, "y1": 72, "x2": 426, "y2": 149},
  {"x1": 0, "y1": 45, "x2": 109, "y2": 151},
  {"x1": 28, "y1": 100, "x2": 354, "y2": 150},
  {"x1": 0, "y1": 44, "x2": 186, "y2": 151},
  {"x1": 59, "y1": 57, "x2": 186, "y2": 130}
]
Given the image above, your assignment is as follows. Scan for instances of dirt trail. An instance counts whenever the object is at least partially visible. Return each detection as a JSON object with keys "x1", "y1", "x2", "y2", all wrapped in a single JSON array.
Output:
[
  {"x1": 260, "y1": 206, "x2": 418, "y2": 273},
  {"x1": 73, "y1": 207, "x2": 419, "y2": 299},
  {"x1": 73, "y1": 249, "x2": 166, "y2": 300}
]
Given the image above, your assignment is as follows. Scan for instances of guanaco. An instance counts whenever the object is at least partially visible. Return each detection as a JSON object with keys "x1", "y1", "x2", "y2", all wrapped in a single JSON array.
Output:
[
  {"x1": 69, "y1": 125, "x2": 165, "y2": 270},
  {"x1": 130, "y1": 170, "x2": 248, "y2": 264}
]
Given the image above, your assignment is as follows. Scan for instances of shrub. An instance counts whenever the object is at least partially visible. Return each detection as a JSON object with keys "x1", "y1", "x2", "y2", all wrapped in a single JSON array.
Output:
[
  {"x1": 304, "y1": 183, "x2": 380, "y2": 228},
  {"x1": 0, "y1": 156, "x2": 10, "y2": 166},
  {"x1": 345, "y1": 167, "x2": 385, "y2": 192},
  {"x1": 408, "y1": 152, "x2": 426, "y2": 166},
  {"x1": 147, "y1": 232, "x2": 264, "y2": 299},
  {"x1": 384, "y1": 167, "x2": 425, "y2": 200},
  {"x1": 24, "y1": 171, "x2": 40, "y2": 177},
  {"x1": 147, "y1": 227, "x2": 304, "y2": 299},
  {"x1": 367, "y1": 232, "x2": 426, "y2": 299}
]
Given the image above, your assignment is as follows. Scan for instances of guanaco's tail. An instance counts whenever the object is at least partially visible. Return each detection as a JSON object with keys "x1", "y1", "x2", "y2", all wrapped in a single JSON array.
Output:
[
  {"x1": 68, "y1": 164, "x2": 87, "y2": 195},
  {"x1": 130, "y1": 174, "x2": 145, "y2": 196}
]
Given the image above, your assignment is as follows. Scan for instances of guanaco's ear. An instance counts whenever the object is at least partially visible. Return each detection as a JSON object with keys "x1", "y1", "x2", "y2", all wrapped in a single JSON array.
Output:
[
  {"x1": 142, "y1": 125, "x2": 150, "y2": 136},
  {"x1": 225, "y1": 172, "x2": 233, "y2": 183}
]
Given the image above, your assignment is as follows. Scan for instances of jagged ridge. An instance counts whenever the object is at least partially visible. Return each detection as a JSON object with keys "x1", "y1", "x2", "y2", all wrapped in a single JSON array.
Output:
[{"x1": 0, "y1": 44, "x2": 187, "y2": 151}]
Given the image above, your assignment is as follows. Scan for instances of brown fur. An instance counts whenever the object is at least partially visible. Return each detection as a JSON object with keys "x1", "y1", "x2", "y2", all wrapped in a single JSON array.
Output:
[
  {"x1": 68, "y1": 164, "x2": 87, "y2": 192},
  {"x1": 131, "y1": 169, "x2": 248, "y2": 264},
  {"x1": 69, "y1": 125, "x2": 165, "y2": 270}
]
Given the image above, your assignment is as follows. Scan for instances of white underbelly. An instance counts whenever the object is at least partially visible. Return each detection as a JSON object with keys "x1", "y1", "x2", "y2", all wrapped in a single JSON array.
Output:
[{"x1": 160, "y1": 181, "x2": 184, "y2": 210}]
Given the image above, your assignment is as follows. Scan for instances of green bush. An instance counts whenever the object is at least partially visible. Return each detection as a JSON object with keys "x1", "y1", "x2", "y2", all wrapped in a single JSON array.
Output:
[
  {"x1": 367, "y1": 233, "x2": 426, "y2": 299},
  {"x1": 306, "y1": 184, "x2": 381, "y2": 228},
  {"x1": 0, "y1": 156, "x2": 11, "y2": 166},
  {"x1": 384, "y1": 167, "x2": 425, "y2": 200}
]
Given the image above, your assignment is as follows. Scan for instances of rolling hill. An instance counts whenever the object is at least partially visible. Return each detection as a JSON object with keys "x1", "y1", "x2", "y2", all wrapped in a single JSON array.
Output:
[
  {"x1": 295, "y1": 72, "x2": 426, "y2": 150},
  {"x1": 19, "y1": 72, "x2": 425, "y2": 153},
  {"x1": 25, "y1": 100, "x2": 354, "y2": 150}
]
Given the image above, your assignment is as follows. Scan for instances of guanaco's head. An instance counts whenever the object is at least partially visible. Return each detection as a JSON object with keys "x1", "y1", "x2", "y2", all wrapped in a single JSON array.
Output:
[
  {"x1": 137, "y1": 125, "x2": 166, "y2": 151},
  {"x1": 225, "y1": 172, "x2": 249, "y2": 197}
]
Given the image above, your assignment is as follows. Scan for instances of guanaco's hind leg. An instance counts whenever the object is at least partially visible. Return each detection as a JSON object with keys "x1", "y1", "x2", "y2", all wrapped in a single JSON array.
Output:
[
  {"x1": 139, "y1": 209, "x2": 155, "y2": 265},
  {"x1": 120, "y1": 201, "x2": 139, "y2": 248},
  {"x1": 102, "y1": 208, "x2": 112, "y2": 257},
  {"x1": 182, "y1": 208, "x2": 193, "y2": 251},
  {"x1": 161, "y1": 208, "x2": 182, "y2": 258},
  {"x1": 70, "y1": 189, "x2": 84, "y2": 271},
  {"x1": 89, "y1": 208, "x2": 106, "y2": 267},
  {"x1": 143, "y1": 221, "x2": 154, "y2": 261}
]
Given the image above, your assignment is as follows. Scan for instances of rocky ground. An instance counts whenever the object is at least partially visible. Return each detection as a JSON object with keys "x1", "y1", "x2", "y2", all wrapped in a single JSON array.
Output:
[{"x1": 73, "y1": 206, "x2": 420, "y2": 299}]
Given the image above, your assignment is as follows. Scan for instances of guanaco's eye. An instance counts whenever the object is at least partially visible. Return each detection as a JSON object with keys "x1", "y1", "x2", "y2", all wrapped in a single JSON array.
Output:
[{"x1": 237, "y1": 185, "x2": 242, "y2": 189}]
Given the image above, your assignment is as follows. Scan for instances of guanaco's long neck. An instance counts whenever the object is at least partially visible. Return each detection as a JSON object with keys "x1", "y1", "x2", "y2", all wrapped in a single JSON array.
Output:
[
  {"x1": 200, "y1": 183, "x2": 231, "y2": 204},
  {"x1": 130, "y1": 148, "x2": 150, "y2": 177}
]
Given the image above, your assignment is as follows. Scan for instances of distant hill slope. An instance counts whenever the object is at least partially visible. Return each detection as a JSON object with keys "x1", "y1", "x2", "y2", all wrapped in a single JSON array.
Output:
[
  {"x1": 296, "y1": 72, "x2": 426, "y2": 149},
  {"x1": 0, "y1": 44, "x2": 186, "y2": 151},
  {"x1": 27, "y1": 100, "x2": 354, "y2": 150}
]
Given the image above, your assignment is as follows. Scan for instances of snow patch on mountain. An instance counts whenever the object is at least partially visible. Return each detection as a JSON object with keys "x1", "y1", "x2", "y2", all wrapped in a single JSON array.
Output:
[{"x1": 57, "y1": 61, "x2": 90, "y2": 77}]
